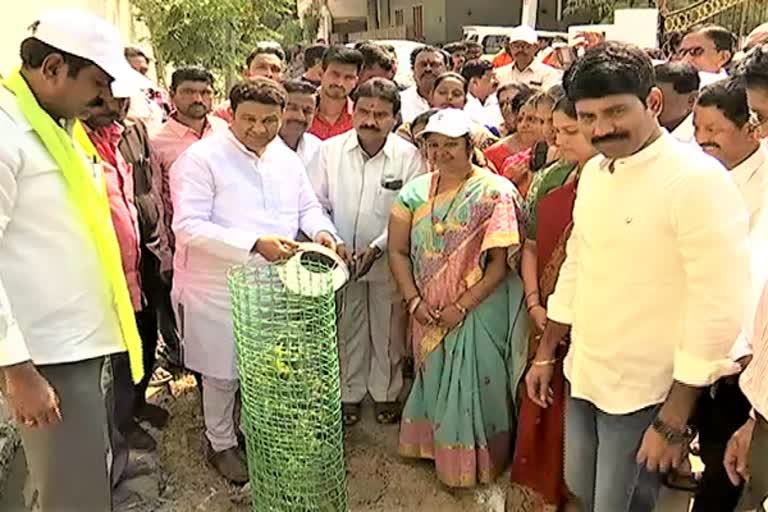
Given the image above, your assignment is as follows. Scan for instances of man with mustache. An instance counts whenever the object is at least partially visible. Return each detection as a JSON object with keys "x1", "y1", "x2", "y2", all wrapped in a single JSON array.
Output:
[
  {"x1": 655, "y1": 61, "x2": 700, "y2": 144},
  {"x1": 0, "y1": 8, "x2": 150, "y2": 509},
  {"x1": 171, "y1": 78, "x2": 338, "y2": 483},
  {"x1": 308, "y1": 45, "x2": 363, "y2": 140},
  {"x1": 689, "y1": 77, "x2": 767, "y2": 512},
  {"x1": 496, "y1": 26, "x2": 561, "y2": 91},
  {"x1": 213, "y1": 42, "x2": 286, "y2": 123},
  {"x1": 526, "y1": 42, "x2": 750, "y2": 512},
  {"x1": 308, "y1": 78, "x2": 424, "y2": 426},
  {"x1": 278, "y1": 79, "x2": 322, "y2": 167},
  {"x1": 400, "y1": 45, "x2": 448, "y2": 124}
]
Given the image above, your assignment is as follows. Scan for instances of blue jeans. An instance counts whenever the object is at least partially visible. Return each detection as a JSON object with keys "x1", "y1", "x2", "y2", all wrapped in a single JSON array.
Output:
[{"x1": 565, "y1": 394, "x2": 663, "y2": 512}]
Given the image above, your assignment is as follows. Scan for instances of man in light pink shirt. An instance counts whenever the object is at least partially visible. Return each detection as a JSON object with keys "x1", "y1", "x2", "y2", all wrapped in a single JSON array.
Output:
[
  {"x1": 212, "y1": 42, "x2": 286, "y2": 123},
  {"x1": 150, "y1": 67, "x2": 226, "y2": 242}
]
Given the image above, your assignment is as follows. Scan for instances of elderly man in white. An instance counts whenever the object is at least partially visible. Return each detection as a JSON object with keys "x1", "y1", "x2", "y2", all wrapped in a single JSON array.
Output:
[
  {"x1": 171, "y1": 78, "x2": 338, "y2": 484},
  {"x1": 308, "y1": 78, "x2": 424, "y2": 426}
]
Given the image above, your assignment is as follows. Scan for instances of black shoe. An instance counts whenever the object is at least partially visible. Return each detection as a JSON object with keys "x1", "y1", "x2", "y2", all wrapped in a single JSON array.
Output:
[
  {"x1": 135, "y1": 403, "x2": 169, "y2": 430},
  {"x1": 208, "y1": 446, "x2": 249, "y2": 484},
  {"x1": 123, "y1": 422, "x2": 157, "y2": 452}
]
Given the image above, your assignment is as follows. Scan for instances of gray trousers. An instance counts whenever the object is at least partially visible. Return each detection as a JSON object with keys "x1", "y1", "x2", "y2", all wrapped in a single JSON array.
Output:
[
  {"x1": 18, "y1": 357, "x2": 113, "y2": 512},
  {"x1": 337, "y1": 281, "x2": 406, "y2": 403}
]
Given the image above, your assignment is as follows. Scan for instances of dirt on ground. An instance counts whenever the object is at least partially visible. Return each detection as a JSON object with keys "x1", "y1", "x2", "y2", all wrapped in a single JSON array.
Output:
[{"x1": 148, "y1": 375, "x2": 505, "y2": 512}]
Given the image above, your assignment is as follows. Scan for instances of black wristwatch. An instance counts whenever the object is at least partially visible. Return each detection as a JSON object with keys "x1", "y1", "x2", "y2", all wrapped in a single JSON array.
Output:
[{"x1": 651, "y1": 418, "x2": 693, "y2": 445}]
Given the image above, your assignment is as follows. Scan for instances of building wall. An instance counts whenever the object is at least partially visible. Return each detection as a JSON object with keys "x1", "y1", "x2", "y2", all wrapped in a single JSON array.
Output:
[
  {"x1": 0, "y1": 0, "x2": 149, "y2": 77},
  {"x1": 390, "y1": 0, "x2": 447, "y2": 43},
  {"x1": 445, "y1": 0, "x2": 522, "y2": 43}
]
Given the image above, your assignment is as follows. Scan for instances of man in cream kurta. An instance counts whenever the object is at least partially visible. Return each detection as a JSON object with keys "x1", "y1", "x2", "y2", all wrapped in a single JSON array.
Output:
[
  {"x1": 172, "y1": 79, "x2": 338, "y2": 483},
  {"x1": 308, "y1": 78, "x2": 424, "y2": 424}
]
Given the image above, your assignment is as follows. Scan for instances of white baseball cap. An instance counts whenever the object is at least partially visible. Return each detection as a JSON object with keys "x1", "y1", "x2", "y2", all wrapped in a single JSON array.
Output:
[
  {"x1": 30, "y1": 8, "x2": 152, "y2": 98},
  {"x1": 420, "y1": 108, "x2": 472, "y2": 139},
  {"x1": 509, "y1": 25, "x2": 538, "y2": 45}
]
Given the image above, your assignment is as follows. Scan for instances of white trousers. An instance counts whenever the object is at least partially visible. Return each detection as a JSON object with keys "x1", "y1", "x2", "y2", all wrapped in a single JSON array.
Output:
[
  {"x1": 202, "y1": 375, "x2": 240, "y2": 452},
  {"x1": 337, "y1": 280, "x2": 406, "y2": 403}
]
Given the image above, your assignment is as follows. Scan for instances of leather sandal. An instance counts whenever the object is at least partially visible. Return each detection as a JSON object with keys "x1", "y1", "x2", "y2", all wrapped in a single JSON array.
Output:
[
  {"x1": 342, "y1": 402, "x2": 361, "y2": 426},
  {"x1": 374, "y1": 402, "x2": 401, "y2": 425}
]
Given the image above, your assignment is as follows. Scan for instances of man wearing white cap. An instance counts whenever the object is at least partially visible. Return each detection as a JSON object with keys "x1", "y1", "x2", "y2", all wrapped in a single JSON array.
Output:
[
  {"x1": 0, "y1": 8, "x2": 150, "y2": 511},
  {"x1": 496, "y1": 26, "x2": 562, "y2": 90}
]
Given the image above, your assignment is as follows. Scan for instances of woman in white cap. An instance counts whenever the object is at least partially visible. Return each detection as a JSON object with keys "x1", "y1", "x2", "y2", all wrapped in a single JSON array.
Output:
[{"x1": 389, "y1": 108, "x2": 529, "y2": 488}]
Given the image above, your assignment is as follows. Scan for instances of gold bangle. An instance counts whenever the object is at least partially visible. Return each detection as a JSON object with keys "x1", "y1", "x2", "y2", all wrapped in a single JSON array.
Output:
[
  {"x1": 532, "y1": 358, "x2": 557, "y2": 366},
  {"x1": 408, "y1": 297, "x2": 422, "y2": 315},
  {"x1": 455, "y1": 302, "x2": 468, "y2": 315}
]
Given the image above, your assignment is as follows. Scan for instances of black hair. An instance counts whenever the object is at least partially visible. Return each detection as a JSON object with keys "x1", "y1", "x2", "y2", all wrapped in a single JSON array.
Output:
[
  {"x1": 526, "y1": 91, "x2": 557, "y2": 110},
  {"x1": 690, "y1": 24, "x2": 737, "y2": 56},
  {"x1": 283, "y1": 79, "x2": 318, "y2": 95},
  {"x1": 170, "y1": 67, "x2": 215, "y2": 92},
  {"x1": 697, "y1": 77, "x2": 750, "y2": 127},
  {"x1": 547, "y1": 84, "x2": 566, "y2": 100},
  {"x1": 433, "y1": 72, "x2": 469, "y2": 94},
  {"x1": 124, "y1": 46, "x2": 149, "y2": 62},
  {"x1": 498, "y1": 81, "x2": 532, "y2": 99},
  {"x1": 353, "y1": 77, "x2": 401, "y2": 115},
  {"x1": 460, "y1": 59, "x2": 494, "y2": 82},
  {"x1": 553, "y1": 94, "x2": 577, "y2": 119},
  {"x1": 464, "y1": 41, "x2": 483, "y2": 53},
  {"x1": 20, "y1": 37, "x2": 93, "y2": 77},
  {"x1": 357, "y1": 43, "x2": 395, "y2": 72},
  {"x1": 510, "y1": 87, "x2": 536, "y2": 113},
  {"x1": 322, "y1": 45, "x2": 364, "y2": 73},
  {"x1": 654, "y1": 61, "x2": 700, "y2": 93},
  {"x1": 229, "y1": 78, "x2": 286, "y2": 113},
  {"x1": 443, "y1": 42, "x2": 467, "y2": 55},
  {"x1": 564, "y1": 41, "x2": 655, "y2": 103},
  {"x1": 411, "y1": 108, "x2": 439, "y2": 134},
  {"x1": 304, "y1": 44, "x2": 327, "y2": 68},
  {"x1": 410, "y1": 45, "x2": 450, "y2": 69},
  {"x1": 738, "y1": 44, "x2": 768, "y2": 90},
  {"x1": 245, "y1": 42, "x2": 286, "y2": 68}
]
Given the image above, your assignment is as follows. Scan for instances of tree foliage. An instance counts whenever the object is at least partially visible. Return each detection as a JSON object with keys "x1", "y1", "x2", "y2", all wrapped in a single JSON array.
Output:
[{"x1": 131, "y1": 0, "x2": 300, "y2": 80}]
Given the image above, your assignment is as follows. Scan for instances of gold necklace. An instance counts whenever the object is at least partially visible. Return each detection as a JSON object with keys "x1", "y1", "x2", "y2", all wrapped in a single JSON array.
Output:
[{"x1": 430, "y1": 169, "x2": 473, "y2": 236}]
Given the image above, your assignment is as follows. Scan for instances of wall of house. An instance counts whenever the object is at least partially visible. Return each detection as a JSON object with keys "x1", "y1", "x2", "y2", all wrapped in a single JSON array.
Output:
[
  {"x1": 390, "y1": 0, "x2": 447, "y2": 43},
  {"x1": 0, "y1": 0, "x2": 149, "y2": 77},
  {"x1": 445, "y1": 0, "x2": 522, "y2": 43}
]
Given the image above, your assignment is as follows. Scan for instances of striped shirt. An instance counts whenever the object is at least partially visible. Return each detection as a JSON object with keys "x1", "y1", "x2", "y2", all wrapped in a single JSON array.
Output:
[{"x1": 741, "y1": 276, "x2": 768, "y2": 420}]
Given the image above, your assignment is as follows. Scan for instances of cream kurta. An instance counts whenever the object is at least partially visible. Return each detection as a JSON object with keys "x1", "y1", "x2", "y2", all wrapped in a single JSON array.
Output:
[{"x1": 171, "y1": 129, "x2": 337, "y2": 380}]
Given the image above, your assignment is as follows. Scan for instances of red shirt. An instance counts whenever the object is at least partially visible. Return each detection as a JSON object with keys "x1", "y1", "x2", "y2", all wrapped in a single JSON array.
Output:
[
  {"x1": 309, "y1": 100, "x2": 353, "y2": 140},
  {"x1": 492, "y1": 51, "x2": 514, "y2": 68}
]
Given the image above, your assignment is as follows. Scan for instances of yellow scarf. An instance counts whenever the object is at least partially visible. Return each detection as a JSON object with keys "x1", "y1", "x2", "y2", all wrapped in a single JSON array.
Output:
[{"x1": 3, "y1": 69, "x2": 144, "y2": 383}]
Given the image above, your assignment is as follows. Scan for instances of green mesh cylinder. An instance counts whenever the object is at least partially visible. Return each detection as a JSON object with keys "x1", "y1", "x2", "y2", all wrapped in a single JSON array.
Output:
[{"x1": 227, "y1": 259, "x2": 347, "y2": 512}]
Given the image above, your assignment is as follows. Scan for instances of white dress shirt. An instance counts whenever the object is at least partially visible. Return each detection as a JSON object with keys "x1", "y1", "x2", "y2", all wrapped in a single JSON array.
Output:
[
  {"x1": 548, "y1": 132, "x2": 750, "y2": 414},
  {"x1": 277, "y1": 132, "x2": 322, "y2": 169},
  {"x1": 171, "y1": 129, "x2": 337, "y2": 379},
  {"x1": 307, "y1": 131, "x2": 425, "y2": 282},
  {"x1": 495, "y1": 60, "x2": 563, "y2": 90},
  {"x1": 400, "y1": 86, "x2": 431, "y2": 124},
  {"x1": 671, "y1": 113, "x2": 696, "y2": 145},
  {"x1": 0, "y1": 88, "x2": 123, "y2": 367},
  {"x1": 729, "y1": 144, "x2": 768, "y2": 361},
  {"x1": 465, "y1": 93, "x2": 504, "y2": 130}
]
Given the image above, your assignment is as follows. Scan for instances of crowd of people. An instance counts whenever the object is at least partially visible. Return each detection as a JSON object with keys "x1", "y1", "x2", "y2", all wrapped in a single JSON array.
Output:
[{"x1": 2, "y1": 5, "x2": 768, "y2": 512}]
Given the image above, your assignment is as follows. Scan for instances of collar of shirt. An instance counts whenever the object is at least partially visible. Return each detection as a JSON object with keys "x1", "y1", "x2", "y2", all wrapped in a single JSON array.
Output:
[
  {"x1": 598, "y1": 130, "x2": 672, "y2": 173},
  {"x1": 731, "y1": 143, "x2": 767, "y2": 188},
  {"x1": 165, "y1": 115, "x2": 217, "y2": 140},
  {"x1": 86, "y1": 122, "x2": 125, "y2": 169},
  {"x1": 343, "y1": 131, "x2": 395, "y2": 161},
  {"x1": 223, "y1": 127, "x2": 265, "y2": 162},
  {"x1": 671, "y1": 113, "x2": 695, "y2": 144}
]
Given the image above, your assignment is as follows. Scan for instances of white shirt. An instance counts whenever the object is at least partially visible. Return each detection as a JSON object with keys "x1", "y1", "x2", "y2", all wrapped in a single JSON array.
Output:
[
  {"x1": 548, "y1": 132, "x2": 750, "y2": 414},
  {"x1": 699, "y1": 70, "x2": 729, "y2": 87},
  {"x1": 495, "y1": 60, "x2": 563, "y2": 90},
  {"x1": 671, "y1": 113, "x2": 695, "y2": 144},
  {"x1": 171, "y1": 130, "x2": 337, "y2": 379},
  {"x1": 0, "y1": 88, "x2": 123, "y2": 367},
  {"x1": 729, "y1": 144, "x2": 768, "y2": 361},
  {"x1": 307, "y1": 131, "x2": 425, "y2": 282},
  {"x1": 465, "y1": 93, "x2": 504, "y2": 130},
  {"x1": 277, "y1": 132, "x2": 322, "y2": 169},
  {"x1": 400, "y1": 85, "x2": 431, "y2": 124}
]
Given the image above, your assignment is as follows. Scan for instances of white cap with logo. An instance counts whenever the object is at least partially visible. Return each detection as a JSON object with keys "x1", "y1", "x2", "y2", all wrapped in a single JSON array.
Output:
[
  {"x1": 30, "y1": 8, "x2": 152, "y2": 98},
  {"x1": 420, "y1": 108, "x2": 472, "y2": 139}
]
